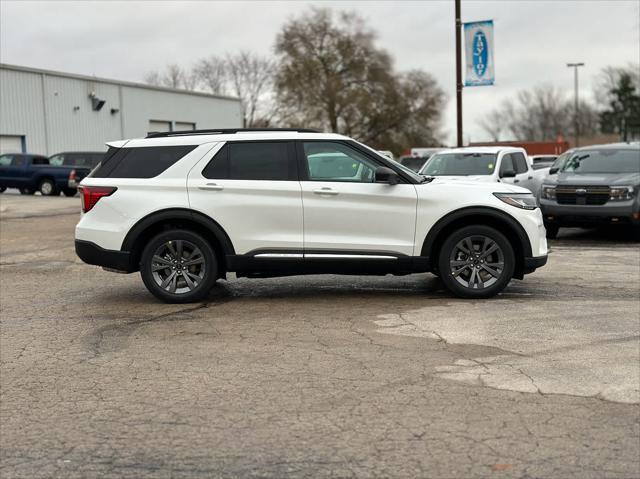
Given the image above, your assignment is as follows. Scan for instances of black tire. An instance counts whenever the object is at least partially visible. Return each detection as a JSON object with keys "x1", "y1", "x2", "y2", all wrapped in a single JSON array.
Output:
[
  {"x1": 19, "y1": 187, "x2": 35, "y2": 195},
  {"x1": 437, "y1": 225, "x2": 515, "y2": 299},
  {"x1": 38, "y1": 178, "x2": 58, "y2": 196},
  {"x1": 140, "y1": 229, "x2": 218, "y2": 303},
  {"x1": 632, "y1": 225, "x2": 640, "y2": 242},
  {"x1": 0, "y1": 186, "x2": 6, "y2": 193},
  {"x1": 545, "y1": 223, "x2": 559, "y2": 239},
  {"x1": 62, "y1": 188, "x2": 77, "y2": 197}
]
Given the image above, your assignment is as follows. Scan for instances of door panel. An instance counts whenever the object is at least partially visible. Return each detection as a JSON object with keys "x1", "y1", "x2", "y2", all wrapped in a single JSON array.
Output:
[
  {"x1": 187, "y1": 142, "x2": 303, "y2": 255},
  {"x1": 301, "y1": 182, "x2": 418, "y2": 255}
]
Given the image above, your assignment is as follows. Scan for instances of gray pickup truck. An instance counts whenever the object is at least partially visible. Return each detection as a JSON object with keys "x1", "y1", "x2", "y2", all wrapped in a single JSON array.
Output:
[{"x1": 539, "y1": 142, "x2": 640, "y2": 239}]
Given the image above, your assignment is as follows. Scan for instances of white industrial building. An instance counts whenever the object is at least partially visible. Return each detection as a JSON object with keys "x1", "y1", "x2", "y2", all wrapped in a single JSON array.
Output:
[{"x1": 0, "y1": 63, "x2": 243, "y2": 155}]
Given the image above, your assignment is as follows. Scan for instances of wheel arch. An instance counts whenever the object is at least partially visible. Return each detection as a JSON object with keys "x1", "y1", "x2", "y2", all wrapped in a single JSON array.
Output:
[
  {"x1": 421, "y1": 207, "x2": 532, "y2": 279},
  {"x1": 121, "y1": 208, "x2": 235, "y2": 274}
]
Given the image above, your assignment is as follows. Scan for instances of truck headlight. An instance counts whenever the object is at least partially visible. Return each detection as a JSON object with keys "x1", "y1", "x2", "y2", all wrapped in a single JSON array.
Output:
[
  {"x1": 493, "y1": 193, "x2": 538, "y2": 210},
  {"x1": 541, "y1": 185, "x2": 556, "y2": 200},
  {"x1": 609, "y1": 186, "x2": 634, "y2": 201}
]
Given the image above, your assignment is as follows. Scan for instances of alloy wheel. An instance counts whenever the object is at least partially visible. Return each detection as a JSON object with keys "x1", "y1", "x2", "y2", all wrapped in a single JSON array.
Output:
[
  {"x1": 151, "y1": 240, "x2": 206, "y2": 294},
  {"x1": 449, "y1": 235, "x2": 505, "y2": 289}
]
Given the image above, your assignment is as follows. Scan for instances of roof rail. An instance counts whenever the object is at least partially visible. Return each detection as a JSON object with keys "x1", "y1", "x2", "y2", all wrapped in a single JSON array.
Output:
[{"x1": 145, "y1": 128, "x2": 321, "y2": 138}]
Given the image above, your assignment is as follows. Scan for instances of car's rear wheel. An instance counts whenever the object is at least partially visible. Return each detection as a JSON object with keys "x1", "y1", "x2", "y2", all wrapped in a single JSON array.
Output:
[
  {"x1": 438, "y1": 225, "x2": 515, "y2": 299},
  {"x1": 0, "y1": 187, "x2": 6, "y2": 193},
  {"x1": 62, "y1": 188, "x2": 77, "y2": 197},
  {"x1": 140, "y1": 229, "x2": 218, "y2": 303},
  {"x1": 38, "y1": 178, "x2": 58, "y2": 196}
]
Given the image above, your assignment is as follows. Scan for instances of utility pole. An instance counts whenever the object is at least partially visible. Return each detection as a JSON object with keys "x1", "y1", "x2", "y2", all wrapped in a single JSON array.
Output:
[
  {"x1": 567, "y1": 62, "x2": 585, "y2": 147},
  {"x1": 455, "y1": 0, "x2": 463, "y2": 147}
]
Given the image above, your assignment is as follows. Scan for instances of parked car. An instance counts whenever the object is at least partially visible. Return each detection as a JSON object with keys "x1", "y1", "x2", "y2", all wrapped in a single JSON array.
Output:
[
  {"x1": 75, "y1": 128, "x2": 548, "y2": 303},
  {"x1": 539, "y1": 142, "x2": 640, "y2": 238},
  {"x1": 397, "y1": 155, "x2": 429, "y2": 173},
  {"x1": 49, "y1": 151, "x2": 105, "y2": 169},
  {"x1": 0, "y1": 153, "x2": 77, "y2": 196},
  {"x1": 530, "y1": 154, "x2": 558, "y2": 170},
  {"x1": 419, "y1": 147, "x2": 544, "y2": 195}
]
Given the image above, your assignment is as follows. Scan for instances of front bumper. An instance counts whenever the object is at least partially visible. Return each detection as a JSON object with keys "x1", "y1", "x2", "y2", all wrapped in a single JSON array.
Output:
[
  {"x1": 539, "y1": 200, "x2": 639, "y2": 226},
  {"x1": 75, "y1": 240, "x2": 134, "y2": 273},
  {"x1": 524, "y1": 255, "x2": 548, "y2": 274}
]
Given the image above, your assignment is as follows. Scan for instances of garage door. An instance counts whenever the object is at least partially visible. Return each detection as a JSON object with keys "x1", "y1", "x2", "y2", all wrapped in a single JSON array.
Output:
[
  {"x1": 148, "y1": 120, "x2": 172, "y2": 133},
  {"x1": 0, "y1": 135, "x2": 24, "y2": 154}
]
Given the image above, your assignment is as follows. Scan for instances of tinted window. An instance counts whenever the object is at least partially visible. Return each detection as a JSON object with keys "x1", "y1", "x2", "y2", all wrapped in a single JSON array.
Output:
[
  {"x1": 399, "y1": 156, "x2": 427, "y2": 172},
  {"x1": 51, "y1": 153, "x2": 105, "y2": 168},
  {"x1": 422, "y1": 153, "x2": 497, "y2": 176},
  {"x1": 202, "y1": 142, "x2": 293, "y2": 181},
  {"x1": 303, "y1": 142, "x2": 379, "y2": 182},
  {"x1": 31, "y1": 156, "x2": 49, "y2": 165},
  {"x1": 499, "y1": 155, "x2": 515, "y2": 175},
  {"x1": 12, "y1": 156, "x2": 26, "y2": 166},
  {"x1": 92, "y1": 145, "x2": 196, "y2": 178},
  {"x1": 512, "y1": 153, "x2": 529, "y2": 174}
]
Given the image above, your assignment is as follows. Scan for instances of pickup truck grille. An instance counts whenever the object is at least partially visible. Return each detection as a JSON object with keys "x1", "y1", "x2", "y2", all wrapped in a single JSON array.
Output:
[{"x1": 556, "y1": 186, "x2": 610, "y2": 205}]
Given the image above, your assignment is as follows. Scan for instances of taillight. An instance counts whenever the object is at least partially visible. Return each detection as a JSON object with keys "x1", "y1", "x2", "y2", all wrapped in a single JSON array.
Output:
[
  {"x1": 79, "y1": 186, "x2": 117, "y2": 213},
  {"x1": 69, "y1": 169, "x2": 77, "y2": 182}
]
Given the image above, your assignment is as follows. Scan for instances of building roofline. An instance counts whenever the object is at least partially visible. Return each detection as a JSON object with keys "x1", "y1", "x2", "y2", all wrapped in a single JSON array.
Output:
[{"x1": 0, "y1": 62, "x2": 241, "y2": 103}]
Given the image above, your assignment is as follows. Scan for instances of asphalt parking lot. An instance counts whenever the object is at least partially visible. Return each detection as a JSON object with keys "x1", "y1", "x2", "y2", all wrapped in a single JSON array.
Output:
[{"x1": 1, "y1": 195, "x2": 639, "y2": 478}]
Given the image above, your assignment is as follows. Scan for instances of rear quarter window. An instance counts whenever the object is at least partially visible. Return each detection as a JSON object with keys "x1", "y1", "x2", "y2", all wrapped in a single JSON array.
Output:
[{"x1": 91, "y1": 145, "x2": 196, "y2": 178}]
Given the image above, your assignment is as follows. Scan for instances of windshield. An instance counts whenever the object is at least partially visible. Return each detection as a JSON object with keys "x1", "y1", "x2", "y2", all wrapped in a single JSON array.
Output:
[
  {"x1": 421, "y1": 153, "x2": 497, "y2": 176},
  {"x1": 559, "y1": 149, "x2": 640, "y2": 174}
]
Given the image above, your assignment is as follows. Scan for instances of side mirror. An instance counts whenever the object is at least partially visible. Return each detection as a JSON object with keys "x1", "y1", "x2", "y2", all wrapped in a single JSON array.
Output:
[
  {"x1": 500, "y1": 169, "x2": 516, "y2": 178},
  {"x1": 375, "y1": 167, "x2": 399, "y2": 185},
  {"x1": 549, "y1": 167, "x2": 559, "y2": 175}
]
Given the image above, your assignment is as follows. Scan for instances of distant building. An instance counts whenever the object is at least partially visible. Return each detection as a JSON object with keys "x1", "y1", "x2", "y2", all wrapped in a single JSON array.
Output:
[{"x1": 0, "y1": 63, "x2": 243, "y2": 155}]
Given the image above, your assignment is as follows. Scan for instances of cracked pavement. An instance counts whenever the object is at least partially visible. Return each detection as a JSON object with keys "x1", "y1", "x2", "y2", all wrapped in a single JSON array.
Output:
[{"x1": 1, "y1": 196, "x2": 639, "y2": 478}]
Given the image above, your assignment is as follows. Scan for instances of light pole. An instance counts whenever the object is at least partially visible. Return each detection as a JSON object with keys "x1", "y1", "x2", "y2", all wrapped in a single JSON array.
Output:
[
  {"x1": 455, "y1": 0, "x2": 463, "y2": 147},
  {"x1": 567, "y1": 62, "x2": 585, "y2": 147}
]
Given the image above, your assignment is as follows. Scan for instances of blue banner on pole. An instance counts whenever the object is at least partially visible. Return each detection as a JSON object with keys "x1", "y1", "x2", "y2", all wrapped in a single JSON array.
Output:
[{"x1": 464, "y1": 20, "x2": 494, "y2": 86}]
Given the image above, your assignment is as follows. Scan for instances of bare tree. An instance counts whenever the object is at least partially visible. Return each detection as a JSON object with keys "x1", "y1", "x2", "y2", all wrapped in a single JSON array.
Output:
[
  {"x1": 143, "y1": 64, "x2": 192, "y2": 90},
  {"x1": 479, "y1": 84, "x2": 599, "y2": 142},
  {"x1": 226, "y1": 51, "x2": 276, "y2": 126},
  {"x1": 478, "y1": 109, "x2": 506, "y2": 141},
  {"x1": 193, "y1": 56, "x2": 228, "y2": 95}
]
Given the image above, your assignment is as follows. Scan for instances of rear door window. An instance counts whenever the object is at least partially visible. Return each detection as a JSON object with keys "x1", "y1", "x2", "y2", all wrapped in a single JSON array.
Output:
[
  {"x1": 92, "y1": 145, "x2": 196, "y2": 178},
  {"x1": 202, "y1": 142, "x2": 295, "y2": 181},
  {"x1": 31, "y1": 156, "x2": 49, "y2": 165}
]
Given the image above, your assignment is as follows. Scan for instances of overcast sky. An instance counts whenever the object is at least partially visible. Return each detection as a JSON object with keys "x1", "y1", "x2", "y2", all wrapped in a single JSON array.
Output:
[{"x1": 1, "y1": 0, "x2": 639, "y2": 144}]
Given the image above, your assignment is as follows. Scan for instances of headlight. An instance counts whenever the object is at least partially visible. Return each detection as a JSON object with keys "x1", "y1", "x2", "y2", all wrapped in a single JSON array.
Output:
[
  {"x1": 541, "y1": 185, "x2": 556, "y2": 200},
  {"x1": 609, "y1": 186, "x2": 634, "y2": 201},
  {"x1": 493, "y1": 193, "x2": 538, "y2": 210}
]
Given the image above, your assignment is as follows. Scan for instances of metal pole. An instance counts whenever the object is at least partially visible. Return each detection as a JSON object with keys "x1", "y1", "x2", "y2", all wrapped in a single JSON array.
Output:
[
  {"x1": 455, "y1": 0, "x2": 463, "y2": 147},
  {"x1": 567, "y1": 62, "x2": 584, "y2": 147}
]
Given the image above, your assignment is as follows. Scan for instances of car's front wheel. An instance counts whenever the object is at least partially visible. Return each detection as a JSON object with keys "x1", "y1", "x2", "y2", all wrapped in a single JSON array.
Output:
[
  {"x1": 437, "y1": 225, "x2": 515, "y2": 299},
  {"x1": 0, "y1": 186, "x2": 6, "y2": 193},
  {"x1": 140, "y1": 229, "x2": 218, "y2": 303}
]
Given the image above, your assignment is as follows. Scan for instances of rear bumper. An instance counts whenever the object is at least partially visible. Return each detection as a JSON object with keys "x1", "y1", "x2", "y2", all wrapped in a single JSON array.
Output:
[
  {"x1": 523, "y1": 255, "x2": 548, "y2": 275},
  {"x1": 75, "y1": 240, "x2": 133, "y2": 272}
]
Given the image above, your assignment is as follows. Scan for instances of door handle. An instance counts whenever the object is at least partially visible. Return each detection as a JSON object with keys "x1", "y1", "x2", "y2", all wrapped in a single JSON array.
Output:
[
  {"x1": 313, "y1": 187, "x2": 339, "y2": 196},
  {"x1": 528, "y1": 176, "x2": 533, "y2": 180},
  {"x1": 513, "y1": 179, "x2": 520, "y2": 183},
  {"x1": 198, "y1": 183, "x2": 224, "y2": 191}
]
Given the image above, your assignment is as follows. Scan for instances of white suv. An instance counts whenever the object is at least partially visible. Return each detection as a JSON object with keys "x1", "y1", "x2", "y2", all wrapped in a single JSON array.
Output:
[{"x1": 75, "y1": 129, "x2": 548, "y2": 303}]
